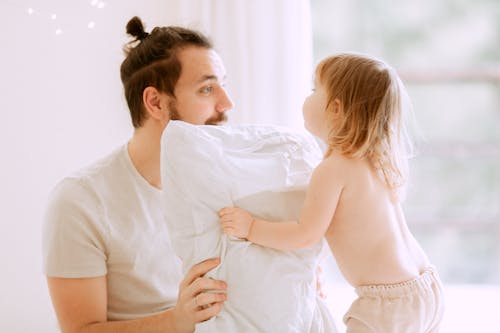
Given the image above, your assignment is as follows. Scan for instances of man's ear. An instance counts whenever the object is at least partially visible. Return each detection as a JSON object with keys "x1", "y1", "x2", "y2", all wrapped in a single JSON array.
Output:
[{"x1": 143, "y1": 86, "x2": 170, "y2": 121}]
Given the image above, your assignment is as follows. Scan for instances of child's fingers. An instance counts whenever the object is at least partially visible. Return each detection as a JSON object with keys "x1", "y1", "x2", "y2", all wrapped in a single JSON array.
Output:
[
  {"x1": 221, "y1": 221, "x2": 235, "y2": 230},
  {"x1": 223, "y1": 227, "x2": 234, "y2": 236},
  {"x1": 218, "y1": 207, "x2": 234, "y2": 216},
  {"x1": 219, "y1": 215, "x2": 234, "y2": 223}
]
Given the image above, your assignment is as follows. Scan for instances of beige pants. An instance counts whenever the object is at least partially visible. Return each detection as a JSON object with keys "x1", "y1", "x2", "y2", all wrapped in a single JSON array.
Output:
[{"x1": 343, "y1": 267, "x2": 445, "y2": 333}]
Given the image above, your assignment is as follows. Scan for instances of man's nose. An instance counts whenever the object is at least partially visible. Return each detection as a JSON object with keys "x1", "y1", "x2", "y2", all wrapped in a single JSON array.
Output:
[{"x1": 216, "y1": 87, "x2": 234, "y2": 113}]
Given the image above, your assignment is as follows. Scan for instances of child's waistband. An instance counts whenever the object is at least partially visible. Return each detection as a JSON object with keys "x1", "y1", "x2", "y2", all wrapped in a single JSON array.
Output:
[{"x1": 354, "y1": 266, "x2": 441, "y2": 298}]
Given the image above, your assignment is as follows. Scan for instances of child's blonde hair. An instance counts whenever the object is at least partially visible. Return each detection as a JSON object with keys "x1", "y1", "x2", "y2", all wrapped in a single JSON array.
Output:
[{"x1": 316, "y1": 53, "x2": 413, "y2": 196}]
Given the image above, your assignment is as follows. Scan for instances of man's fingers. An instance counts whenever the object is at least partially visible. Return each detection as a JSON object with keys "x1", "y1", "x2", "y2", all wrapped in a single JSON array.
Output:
[
  {"x1": 180, "y1": 258, "x2": 221, "y2": 290},
  {"x1": 194, "y1": 292, "x2": 226, "y2": 309},
  {"x1": 195, "y1": 302, "x2": 224, "y2": 323},
  {"x1": 189, "y1": 277, "x2": 227, "y2": 297}
]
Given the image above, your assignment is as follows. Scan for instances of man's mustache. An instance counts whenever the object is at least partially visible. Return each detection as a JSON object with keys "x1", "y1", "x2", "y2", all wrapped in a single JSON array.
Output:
[{"x1": 205, "y1": 112, "x2": 228, "y2": 125}]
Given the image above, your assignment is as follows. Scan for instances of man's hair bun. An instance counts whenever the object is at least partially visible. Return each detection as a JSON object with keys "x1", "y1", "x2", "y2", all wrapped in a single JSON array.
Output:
[{"x1": 126, "y1": 16, "x2": 149, "y2": 41}]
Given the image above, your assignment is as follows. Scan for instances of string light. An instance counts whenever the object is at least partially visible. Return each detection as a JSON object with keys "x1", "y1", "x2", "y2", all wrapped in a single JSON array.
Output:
[
  {"x1": 4, "y1": 0, "x2": 111, "y2": 36},
  {"x1": 90, "y1": 0, "x2": 106, "y2": 9}
]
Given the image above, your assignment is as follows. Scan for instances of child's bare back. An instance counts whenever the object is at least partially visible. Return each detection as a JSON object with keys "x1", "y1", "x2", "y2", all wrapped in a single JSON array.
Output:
[{"x1": 321, "y1": 151, "x2": 430, "y2": 287}]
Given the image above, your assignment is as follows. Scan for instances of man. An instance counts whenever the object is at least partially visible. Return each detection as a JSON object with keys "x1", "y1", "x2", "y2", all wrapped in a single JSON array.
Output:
[{"x1": 42, "y1": 17, "x2": 232, "y2": 333}]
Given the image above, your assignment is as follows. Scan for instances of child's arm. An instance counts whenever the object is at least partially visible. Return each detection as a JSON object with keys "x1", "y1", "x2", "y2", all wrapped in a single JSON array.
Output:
[{"x1": 219, "y1": 158, "x2": 344, "y2": 251}]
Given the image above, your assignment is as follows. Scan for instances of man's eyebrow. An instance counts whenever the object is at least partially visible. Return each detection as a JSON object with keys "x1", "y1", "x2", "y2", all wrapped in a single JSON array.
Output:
[{"x1": 196, "y1": 74, "x2": 227, "y2": 83}]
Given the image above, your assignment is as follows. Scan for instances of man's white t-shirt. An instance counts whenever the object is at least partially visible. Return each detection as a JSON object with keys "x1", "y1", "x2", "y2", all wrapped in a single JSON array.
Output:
[{"x1": 42, "y1": 145, "x2": 182, "y2": 320}]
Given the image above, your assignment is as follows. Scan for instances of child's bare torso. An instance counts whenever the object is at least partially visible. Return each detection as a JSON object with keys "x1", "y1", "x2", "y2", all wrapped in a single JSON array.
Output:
[{"x1": 323, "y1": 154, "x2": 430, "y2": 287}]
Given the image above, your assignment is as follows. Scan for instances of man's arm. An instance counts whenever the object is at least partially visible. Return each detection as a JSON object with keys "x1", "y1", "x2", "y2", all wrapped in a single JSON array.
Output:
[{"x1": 47, "y1": 258, "x2": 226, "y2": 333}]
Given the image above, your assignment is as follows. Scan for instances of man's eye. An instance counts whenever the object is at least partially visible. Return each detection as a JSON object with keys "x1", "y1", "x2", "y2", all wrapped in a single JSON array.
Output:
[{"x1": 200, "y1": 86, "x2": 213, "y2": 94}]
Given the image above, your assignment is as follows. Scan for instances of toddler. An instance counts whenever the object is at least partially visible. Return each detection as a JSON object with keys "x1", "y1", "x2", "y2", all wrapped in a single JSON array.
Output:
[{"x1": 219, "y1": 53, "x2": 445, "y2": 333}]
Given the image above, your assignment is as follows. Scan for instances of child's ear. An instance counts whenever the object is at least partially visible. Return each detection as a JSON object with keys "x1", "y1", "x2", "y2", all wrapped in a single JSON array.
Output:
[
  {"x1": 143, "y1": 86, "x2": 170, "y2": 121},
  {"x1": 331, "y1": 98, "x2": 343, "y2": 116}
]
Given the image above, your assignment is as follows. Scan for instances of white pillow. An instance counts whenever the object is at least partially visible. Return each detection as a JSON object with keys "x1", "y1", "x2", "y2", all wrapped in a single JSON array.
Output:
[{"x1": 160, "y1": 120, "x2": 336, "y2": 333}]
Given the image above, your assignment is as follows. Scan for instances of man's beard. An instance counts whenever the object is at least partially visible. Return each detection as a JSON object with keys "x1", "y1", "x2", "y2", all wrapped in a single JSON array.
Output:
[{"x1": 169, "y1": 100, "x2": 227, "y2": 125}]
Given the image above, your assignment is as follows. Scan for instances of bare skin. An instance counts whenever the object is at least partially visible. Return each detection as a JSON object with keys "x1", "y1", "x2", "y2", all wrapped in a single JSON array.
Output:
[{"x1": 47, "y1": 46, "x2": 233, "y2": 333}]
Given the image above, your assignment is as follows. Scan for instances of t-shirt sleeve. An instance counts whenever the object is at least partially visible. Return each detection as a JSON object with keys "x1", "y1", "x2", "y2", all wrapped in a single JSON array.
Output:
[{"x1": 42, "y1": 178, "x2": 107, "y2": 278}]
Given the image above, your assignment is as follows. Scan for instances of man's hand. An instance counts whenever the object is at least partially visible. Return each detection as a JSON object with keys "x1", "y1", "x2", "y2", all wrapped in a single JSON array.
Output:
[
  {"x1": 172, "y1": 258, "x2": 227, "y2": 333},
  {"x1": 218, "y1": 207, "x2": 254, "y2": 239},
  {"x1": 47, "y1": 259, "x2": 226, "y2": 333}
]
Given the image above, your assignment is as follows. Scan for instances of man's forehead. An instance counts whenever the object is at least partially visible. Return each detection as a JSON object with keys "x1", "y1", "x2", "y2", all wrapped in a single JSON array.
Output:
[{"x1": 178, "y1": 47, "x2": 226, "y2": 82}]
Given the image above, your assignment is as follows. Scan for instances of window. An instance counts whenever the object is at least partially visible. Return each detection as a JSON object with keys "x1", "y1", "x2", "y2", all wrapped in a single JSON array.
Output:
[{"x1": 311, "y1": 0, "x2": 500, "y2": 285}]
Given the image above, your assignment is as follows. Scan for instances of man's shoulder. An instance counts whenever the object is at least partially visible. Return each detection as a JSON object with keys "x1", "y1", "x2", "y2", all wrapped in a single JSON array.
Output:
[
  {"x1": 73, "y1": 145, "x2": 126, "y2": 179},
  {"x1": 50, "y1": 145, "x2": 127, "y2": 202}
]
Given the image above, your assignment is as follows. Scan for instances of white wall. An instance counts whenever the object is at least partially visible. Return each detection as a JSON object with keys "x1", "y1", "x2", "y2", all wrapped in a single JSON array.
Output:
[
  {"x1": 0, "y1": 1, "x2": 173, "y2": 331},
  {"x1": 1, "y1": 0, "x2": 315, "y2": 331}
]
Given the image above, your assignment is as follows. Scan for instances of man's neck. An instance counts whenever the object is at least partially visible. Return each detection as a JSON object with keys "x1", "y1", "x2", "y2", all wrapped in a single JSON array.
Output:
[{"x1": 127, "y1": 125, "x2": 163, "y2": 189}]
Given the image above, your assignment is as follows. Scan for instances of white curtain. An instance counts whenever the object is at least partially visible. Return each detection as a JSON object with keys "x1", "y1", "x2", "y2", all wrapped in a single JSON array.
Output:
[{"x1": 163, "y1": 0, "x2": 313, "y2": 130}]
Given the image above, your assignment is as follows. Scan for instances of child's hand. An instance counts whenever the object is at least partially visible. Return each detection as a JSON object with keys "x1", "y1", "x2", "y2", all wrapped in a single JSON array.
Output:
[{"x1": 218, "y1": 207, "x2": 254, "y2": 239}]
